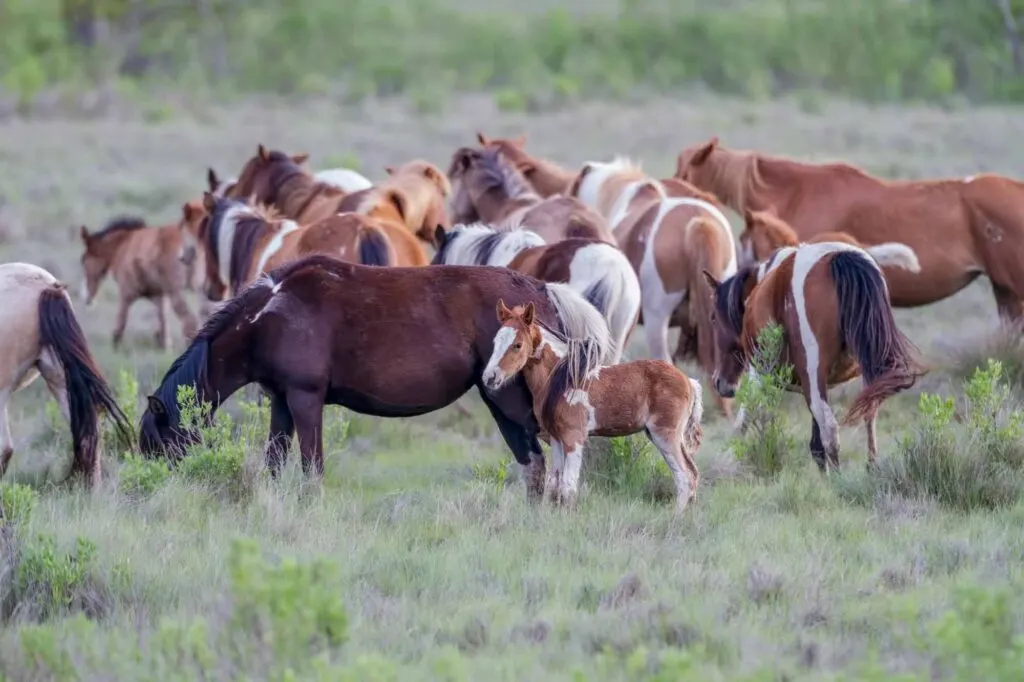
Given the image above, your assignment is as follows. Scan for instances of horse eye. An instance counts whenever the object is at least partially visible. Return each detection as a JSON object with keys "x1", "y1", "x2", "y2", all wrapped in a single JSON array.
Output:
[{"x1": 513, "y1": 343, "x2": 521, "y2": 350}]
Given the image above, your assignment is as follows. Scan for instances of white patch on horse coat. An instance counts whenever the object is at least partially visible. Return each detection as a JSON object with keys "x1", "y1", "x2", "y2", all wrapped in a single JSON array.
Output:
[
  {"x1": 638, "y1": 200, "x2": 685, "y2": 363},
  {"x1": 314, "y1": 168, "x2": 373, "y2": 192},
  {"x1": 757, "y1": 246, "x2": 798, "y2": 283},
  {"x1": 565, "y1": 388, "x2": 597, "y2": 431},
  {"x1": 216, "y1": 203, "x2": 250, "y2": 292},
  {"x1": 963, "y1": 175, "x2": 976, "y2": 184},
  {"x1": 482, "y1": 326, "x2": 518, "y2": 388},
  {"x1": 211, "y1": 177, "x2": 238, "y2": 198},
  {"x1": 254, "y1": 219, "x2": 300, "y2": 276},
  {"x1": 567, "y1": 242, "x2": 642, "y2": 364},
  {"x1": 441, "y1": 223, "x2": 546, "y2": 267}
]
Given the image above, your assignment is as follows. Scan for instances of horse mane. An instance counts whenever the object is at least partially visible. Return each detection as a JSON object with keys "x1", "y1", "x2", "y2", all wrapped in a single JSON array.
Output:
[
  {"x1": 437, "y1": 222, "x2": 545, "y2": 266},
  {"x1": 713, "y1": 266, "x2": 756, "y2": 336},
  {"x1": 90, "y1": 216, "x2": 147, "y2": 240},
  {"x1": 475, "y1": 147, "x2": 540, "y2": 201},
  {"x1": 205, "y1": 196, "x2": 275, "y2": 293},
  {"x1": 539, "y1": 335, "x2": 602, "y2": 432},
  {"x1": 703, "y1": 149, "x2": 768, "y2": 211}
]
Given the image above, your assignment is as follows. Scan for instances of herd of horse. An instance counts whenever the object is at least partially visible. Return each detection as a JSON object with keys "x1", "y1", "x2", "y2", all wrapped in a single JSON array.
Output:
[{"x1": 5, "y1": 131, "x2": 1022, "y2": 510}]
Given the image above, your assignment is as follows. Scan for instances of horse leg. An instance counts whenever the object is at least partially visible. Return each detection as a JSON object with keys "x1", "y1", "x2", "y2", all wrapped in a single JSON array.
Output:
[
  {"x1": 557, "y1": 434, "x2": 586, "y2": 509},
  {"x1": 641, "y1": 296, "x2": 679, "y2": 364},
  {"x1": 264, "y1": 392, "x2": 295, "y2": 477},
  {"x1": 153, "y1": 296, "x2": 171, "y2": 350},
  {"x1": 285, "y1": 388, "x2": 326, "y2": 478},
  {"x1": 112, "y1": 295, "x2": 131, "y2": 349},
  {"x1": 865, "y1": 413, "x2": 879, "y2": 471},
  {"x1": 0, "y1": 394, "x2": 13, "y2": 479},
  {"x1": 992, "y1": 283, "x2": 1024, "y2": 331},
  {"x1": 546, "y1": 439, "x2": 566, "y2": 506},
  {"x1": 646, "y1": 425, "x2": 696, "y2": 512},
  {"x1": 168, "y1": 290, "x2": 199, "y2": 343}
]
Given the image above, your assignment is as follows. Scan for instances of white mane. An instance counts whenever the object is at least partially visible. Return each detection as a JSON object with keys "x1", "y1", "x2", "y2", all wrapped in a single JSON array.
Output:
[{"x1": 440, "y1": 222, "x2": 546, "y2": 267}]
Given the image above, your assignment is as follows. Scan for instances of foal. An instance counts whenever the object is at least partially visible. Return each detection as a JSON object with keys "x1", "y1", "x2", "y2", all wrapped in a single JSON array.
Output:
[
  {"x1": 483, "y1": 301, "x2": 704, "y2": 510},
  {"x1": 704, "y1": 242, "x2": 923, "y2": 469}
]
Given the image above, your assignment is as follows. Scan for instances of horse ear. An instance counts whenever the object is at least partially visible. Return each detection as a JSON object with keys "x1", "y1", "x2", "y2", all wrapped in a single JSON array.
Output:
[
  {"x1": 476, "y1": 132, "x2": 490, "y2": 145},
  {"x1": 567, "y1": 164, "x2": 592, "y2": 197},
  {"x1": 291, "y1": 152, "x2": 309, "y2": 165},
  {"x1": 522, "y1": 302, "x2": 535, "y2": 326},
  {"x1": 434, "y1": 225, "x2": 447, "y2": 247},
  {"x1": 384, "y1": 165, "x2": 395, "y2": 175},
  {"x1": 207, "y1": 167, "x2": 219, "y2": 192},
  {"x1": 147, "y1": 395, "x2": 168, "y2": 422},
  {"x1": 496, "y1": 298, "x2": 512, "y2": 321},
  {"x1": 691, "y1": 136, "x2": 719, "y2": 166},
  {"x1": 257, "y1": 144, "x2": 269, "y2": 161},
  {"x1": 202, "y1": 191, "x2": 216, "y2": 213},
  {"x1": 702, "y1": 270, "x2": 720, "y2": 291},
  {"x1": 79, "y1": 225, "x2": 89, "y2": 242}
]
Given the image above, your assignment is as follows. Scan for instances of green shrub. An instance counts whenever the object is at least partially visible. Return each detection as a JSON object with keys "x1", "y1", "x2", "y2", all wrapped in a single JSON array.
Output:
[
  {"x1": 117, "y1": 454, "x2": 170, "y2": 500},
  {"x1": 10, "y1": 534, "x2": 100, "y2": 622},
  {"x1": 585, "y1": 435, "x2": 675, "y2": 503},
  {"x1": 0, "y1": 483, "x2": 38, "y2": 528}
]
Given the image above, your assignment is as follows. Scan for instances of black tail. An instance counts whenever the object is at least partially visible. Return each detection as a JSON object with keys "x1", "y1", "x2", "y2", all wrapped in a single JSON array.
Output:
[
  {"x1": 830, "y1": 251, "x2": 922, "y2": 424},
  {"x1": 358, "y1": 226, "x2": 393, "y2": 267},
  {"x1": 37, "y1": 286, "x2": 133, "y2": 481}
]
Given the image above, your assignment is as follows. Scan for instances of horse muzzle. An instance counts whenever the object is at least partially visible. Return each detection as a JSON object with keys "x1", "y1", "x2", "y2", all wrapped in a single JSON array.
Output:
[
  {"x1": 714, "y1": 376, "x2": 737, "y2": 399},
  {"x1": 482, "y1": 369, "x2": 506, "y2": 392}
]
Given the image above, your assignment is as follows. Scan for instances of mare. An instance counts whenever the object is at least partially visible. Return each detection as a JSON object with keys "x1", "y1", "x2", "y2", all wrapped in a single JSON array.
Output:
[
  {"x1": 568, "y1": 157, "x2": 738, "y2": 417},
  {"x1": 473, "y1": 132, "x2": 577, "y2": 197},
  {"x1": 138, "y1": 254, "x2": 614, "y2": 496},
  {"x1": 483, "y1": 301, "x2": 703, "y2": 510},
  {"x1": 432, "y1": 223, "x2": 641, "y2": 363},
  {"x1": 1, "y1": 263, "x2": 133, "y2": 488},
  {"x1": 676, "y1": 136, "x2": 1024, "y2": 324},
  {"x1": 189, "y1": 194, "x2": 395, "y2": 302},
  {"x1": 337, "y1": 159, "x2": 451, "y2": 250},
  {"x1": 703, "y1": 242, "x2": 923, "y2": 469},
  {"x1": 448, "y1": 146, "x2": 615, "y2": 245},
  {"x1": 80, "y1": 216, "x2": 199, "y2": 350},
  {"x1": 226, "y1": 145, "x2": 349, "y2": 225},
  {"x1": 740, "y1": 208, "x2": 921, "y2": 274}
]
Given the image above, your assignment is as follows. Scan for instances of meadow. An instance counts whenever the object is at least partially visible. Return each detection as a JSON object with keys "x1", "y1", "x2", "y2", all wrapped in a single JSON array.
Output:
[{"x1": 3, "y1": 1, "x2": 1024, "y2": 680}]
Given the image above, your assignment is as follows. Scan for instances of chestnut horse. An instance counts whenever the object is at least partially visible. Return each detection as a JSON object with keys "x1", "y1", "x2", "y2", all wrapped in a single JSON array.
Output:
[
  {"x1": 1, "y1": 263, "x2": 133, "y2": 488},
  {"x1": 568, "y1": 157, "x2": 737, "y2": 418},
  {"x1": 188, "y1": 194, "x2": 395, "y2": 301},
  {"x1": 139, "y1": 255, "x2": 613, "y2": 499},
  {"x1": 703, "y1": 242, "x2": 923, "y2": 469},
  {"x1": 448, "y1": 146, "x2": 615, "y2": 245},
  {"x1": 226, "y1": 145, "x2": 349, "y2": 225},
  {"x1": 79, "y1": 217, "x2": 199, "y2": 350},
  {"x1": 676, "y1": 136, "x2": 1024, "y2": 324},
  {"x1": 431, "y1": 222, "x2": 641, "y2": 363},
  {"x1": 483, "y1": 301, "x2": 704, "y2": 510},
  {"x1": 473, "y1": 132, "x2": 577, "y2": 197},
  {"x1": 740, "y1": 208, "x2": 921, "y2": 274},
  {"x1": 337, "y1": 159, "x2": 451, "y2": 250}
]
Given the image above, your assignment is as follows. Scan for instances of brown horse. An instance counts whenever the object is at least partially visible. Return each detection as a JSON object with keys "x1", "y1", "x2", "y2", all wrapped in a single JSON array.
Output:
[
  {"x1": 189, "y1": 194, "x2": 395, "y2": 301},
  {"x1": 483, "y1": 301, "x2": 703, "y2": 510},
  {"x1": 337, "y1": 159, "x2": 451, "y2": 250},
  {"x1": 473, "y1": 133, "x2": 577, "y2": 197},
  {"x1": 703, "y1": 242, "x2": 923, "y2": 469},
  {"x1": 740, "y1": 208, "x2": 921, "y2": 274},
  {"x1": 139, "y1": 255, "x2": 613, "y2": 497},
  {"x1": 431, "y1": 222, "x2": 642, "y2": 363},
  {"x1": 79, "y1": 217, "x2": 199, "y2": 350},
  {"x1": 448, "y1": 146, "x2": 615, "y2": 245},
  {"x1": 676, "y1": 136, "x2": 1024, "y2": 323},
  {"x1": 568, "y1": 157, "x2": 737, "y2": 418},
  {"x1": 1, "y1": 263, "x2": 133, "y2": 488},
  {"x1": 226, "y1": 145, "x2": 349, "y2": 225}
]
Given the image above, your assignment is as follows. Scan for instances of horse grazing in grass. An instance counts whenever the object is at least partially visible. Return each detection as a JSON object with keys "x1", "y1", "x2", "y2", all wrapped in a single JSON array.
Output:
[
  {"x1": 1, "y1": 263, "x2": 133, "y2": 488},
  {"x1": 138, "y1": 255, "x2": 614, "y2": 495},
  {"x1": 448, "y1": 146, "x2": 615, "y2": 245},
  {"x1": 568, "y1": 157, "x2": 737, "y2": 417},
  {"x1": 79, "y1": 216, "x2": 199, "y2": 350},
  {"x1": 432, "y1": 223, "x2": 641, "y2": 363},
  {"x1": 226, "y1": 145, "x2": 349, "y2": 225},
  {"x1": 337, "y1": 159, "x2": 451, "y2": 251},
  {"x1": 676, "y1": 136, "x2": 1024, "y2": 324},
  {"x1": 473, "y1": 132, "x2": 577, "y2": 197},
  {"x1": 703, "y1": 242, "x2": 923, "y2": 470},
  {"x1": 739, "y1": 207, "x2": 921, "y2": 274},
  {"x1": 188, "y1": 194, "x2": 395, "y2": 302},
  {"x1": 483, "y1": 301, "x2": 703, "y2": 510}
]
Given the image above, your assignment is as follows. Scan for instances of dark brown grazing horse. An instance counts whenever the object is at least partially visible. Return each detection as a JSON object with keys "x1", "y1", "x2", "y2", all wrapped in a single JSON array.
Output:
[
  {"x1": 138, "y1": 255, "x2": 613, "y2": 498},
  {"x1": 703, "y1": 242, "x2": 923, "y2": 469}
]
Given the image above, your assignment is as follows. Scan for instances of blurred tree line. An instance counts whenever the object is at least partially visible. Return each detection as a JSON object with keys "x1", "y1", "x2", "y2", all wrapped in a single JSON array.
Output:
[{"x1": 2, "y1": 0, "x2": 1024, "y2": 106}]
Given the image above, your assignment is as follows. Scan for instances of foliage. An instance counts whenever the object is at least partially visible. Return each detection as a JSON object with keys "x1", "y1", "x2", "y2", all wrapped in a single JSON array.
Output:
[
  {"x1": 730, "y1": 323, "x2": 796, "y2": 478},
  {"x1": 585, "y1": 435, "x2": 675, "y2": 502},
  {"x1": 0, "y1": 483, "x2": 38, "y2": 528},
  {"x1": 10, "y1": 534, "x2": 99, "y2": 622},
  {"x1": 3, "y1": 0, "x2": 1024, "y2": 110},
  {"x1": 117, "y1": 453, "x2": 170, "y2": 500}
]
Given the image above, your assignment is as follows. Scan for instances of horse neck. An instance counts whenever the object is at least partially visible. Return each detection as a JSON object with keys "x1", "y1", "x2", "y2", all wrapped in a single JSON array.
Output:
[
  {"x1": 534, "y1": 158, "x2": 576, "y2": 195},
  {"x1": 523, "y1": 342, "x2": 560, "y2": 401},
  {"x1": 475, "y1": 186, "x2": 531, "y2": 223},
  {"x1": 277, "y1": 173, "x2": 332, "y2": 219},
  {"x1": 229, "y1": 216, "x2": 276, "y2": 292},
  {"x1": 706, "y1": 150, "x2": 763, "y2": 213}
]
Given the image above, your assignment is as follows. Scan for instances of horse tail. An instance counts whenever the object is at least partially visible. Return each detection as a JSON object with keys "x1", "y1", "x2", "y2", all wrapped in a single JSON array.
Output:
[
  {"x1": 544, "y1": 281, "x2": 614, "y2": 366},
  {"x1": 862, "y1": 242, "x2": 921, "y2": 273},
  {"x1": 682, "y1": 376, "x2": 704, "y2": 452},
  {"x1": 687, "y1": 216, "x2": 732, "y2": 370},
  {"x1": 830, "y1": 250, "x2": 922, "y2": 426},
  {"x1": 574, "y1": 242, "x2": 641, "y2": 364},
  {"x1": 356, "y1": 225, "x2": 394, "y2": 267},
  {"x1": 37, "y1": 285, "x2": 133, "y2": 480}
]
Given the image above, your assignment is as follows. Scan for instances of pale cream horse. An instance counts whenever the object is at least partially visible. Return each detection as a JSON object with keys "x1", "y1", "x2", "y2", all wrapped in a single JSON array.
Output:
[{"x1": 0, "y1": 263, "x2": 133, "y2": 489}]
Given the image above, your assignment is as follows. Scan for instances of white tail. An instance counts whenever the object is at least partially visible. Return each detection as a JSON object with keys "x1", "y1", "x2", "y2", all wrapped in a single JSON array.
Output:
[
  {"x1": 863, "y1": 242, "x2": 921, "y2": 273},
  {"x1": 545, "y1": 282, "x2": 615, "y2": 367},
  {"x1": 571, "y1": 243, "x2": 642, "y2": 365}
]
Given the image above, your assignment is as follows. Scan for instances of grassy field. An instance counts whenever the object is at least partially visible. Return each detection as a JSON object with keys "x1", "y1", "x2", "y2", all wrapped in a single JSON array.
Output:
[{"x1": 2, "y1": 89, "x2": 1024, "y2": 680}]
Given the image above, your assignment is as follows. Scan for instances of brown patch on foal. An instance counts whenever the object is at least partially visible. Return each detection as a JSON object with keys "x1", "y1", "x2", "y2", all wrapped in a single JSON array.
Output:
[{"x1": 80, "y1": 217, "x2": 198, "y2": 350}]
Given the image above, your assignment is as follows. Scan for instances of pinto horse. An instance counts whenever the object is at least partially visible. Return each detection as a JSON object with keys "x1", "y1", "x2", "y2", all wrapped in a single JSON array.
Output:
[
  {"x1": 676, "y1": 136, "x2": 1024, "y2": 324},
  {"x1": 138, "y1": 255, "x2": 614, "y2": 497},
  {"x1": 1, "y1": 263, "x2": 133, "y2": 488},
  {"x1": 206, "y1": 168, "x2": 237, "y2": 198},
  {"x1": 226, "y1": 145, "x2": 349, "y2": 225},
  {"x1": 79, "y1": 217, "x2": 199, "y2": 350},
  {"x1": 336, "y1": 159, "x2": 451, "y2": 250},
  {"x1": 568, "y1": 157, "x2": 737, "y2": 418},
  {"x1": 431, "y1": 223, "x2": 641, "y2": 363},
  {"x1": 483, "y1": 301, "x2": 704, "y2": 510},
  {"x1": 448, "y1": 146, "x2": 615, "y2": 245},
  {"x1": 703, "y1": 242, "x2": 923, "y2": 469},
  {"x1": 186, "y1": 194, "x2": 396, "y2": 302},
  {"x1": 739, "y1": 208, "x2": 921, "y2": 274}
]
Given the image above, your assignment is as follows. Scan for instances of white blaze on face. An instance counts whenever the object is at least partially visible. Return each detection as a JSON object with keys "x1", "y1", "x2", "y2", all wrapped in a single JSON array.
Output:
[{"x1": 482, "y1": 326, "x2": 518, "y2": 388}]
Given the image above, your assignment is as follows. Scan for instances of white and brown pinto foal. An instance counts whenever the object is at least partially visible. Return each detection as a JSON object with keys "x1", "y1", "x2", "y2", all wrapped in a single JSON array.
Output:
[
  {"x1": 568, "y1": 157, "x2": 738, "y2": 417},
  {"x1": 703, "y1": 242, "x2": 923, "y2": 470},
  {"x1": 431, "y1": 223, "x2": 641, "y2": 364},
  {"x1": 482, "y1": 300, "x2": 704, "y2": 510}
]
